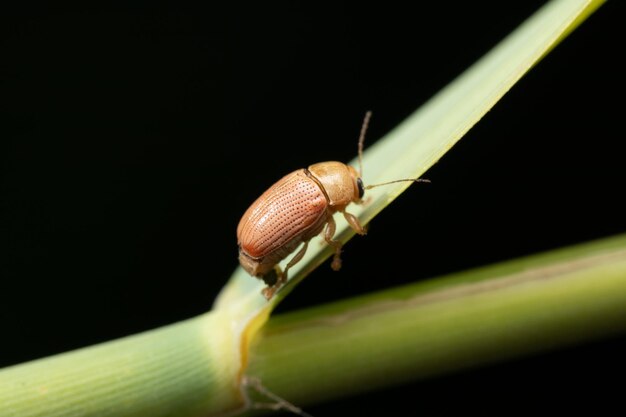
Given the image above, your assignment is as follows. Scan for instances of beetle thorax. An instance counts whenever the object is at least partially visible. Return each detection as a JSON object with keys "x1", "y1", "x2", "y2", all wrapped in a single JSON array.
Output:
[{"x1": 307, "y1": 161, "x2": 360, "y2": 209}]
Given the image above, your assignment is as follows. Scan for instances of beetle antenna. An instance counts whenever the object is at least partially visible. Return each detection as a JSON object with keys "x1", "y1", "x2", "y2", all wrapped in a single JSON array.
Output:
[
  {"x1": 357, "y1": 110, "x2": 372, "y2": 178},
  {"x1": 365, "y1": 178, "x2": 430, "y2": 190}
]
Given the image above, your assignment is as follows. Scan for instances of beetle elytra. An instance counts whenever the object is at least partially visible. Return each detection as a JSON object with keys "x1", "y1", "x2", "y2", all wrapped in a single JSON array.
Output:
[{"x1": 237, "y1": 112, "x2": 429, "y2": 299}]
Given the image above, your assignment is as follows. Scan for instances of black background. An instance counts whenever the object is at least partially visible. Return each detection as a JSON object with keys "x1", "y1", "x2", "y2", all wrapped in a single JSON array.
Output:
[{"x1": 1, "y1": 2, "x2": 624, "y2": 415}]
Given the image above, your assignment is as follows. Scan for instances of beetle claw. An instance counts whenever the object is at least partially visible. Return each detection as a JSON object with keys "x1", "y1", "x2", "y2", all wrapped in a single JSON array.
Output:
[
  {"x1": 331, "y1": 255, "x2": 342, "y2": 271},
  {"x1": 261, "y1": 286, "x2": 276, "y2": 300}
]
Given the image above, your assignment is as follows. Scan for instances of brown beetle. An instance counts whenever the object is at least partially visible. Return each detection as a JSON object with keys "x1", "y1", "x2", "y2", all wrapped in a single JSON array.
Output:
[{"x1": 237, "y1": 112, "x2": 428, "y2": 299}]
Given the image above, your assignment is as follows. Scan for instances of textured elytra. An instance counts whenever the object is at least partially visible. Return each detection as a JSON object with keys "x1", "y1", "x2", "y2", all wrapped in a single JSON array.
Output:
[{"x1": 237, "y1": 170, "x2": 328, "y2": 259}]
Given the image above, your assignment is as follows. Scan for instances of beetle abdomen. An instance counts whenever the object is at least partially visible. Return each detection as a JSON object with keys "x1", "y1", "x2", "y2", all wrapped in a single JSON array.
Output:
[{"x1": 237, "y1": 169, "x2": 328, "y2": 260}]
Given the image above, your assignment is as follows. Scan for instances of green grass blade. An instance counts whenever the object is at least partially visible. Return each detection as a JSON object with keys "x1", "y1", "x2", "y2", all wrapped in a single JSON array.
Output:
[
  {"x1": 246, "y1": 233, "x2": 626, "y2": 409},
  {"x1": 217, "y1": 0, "x2": 606, "y2": 310},
  {"x1": 215, "y1": 0, "x2": 606, "y2": 404}
]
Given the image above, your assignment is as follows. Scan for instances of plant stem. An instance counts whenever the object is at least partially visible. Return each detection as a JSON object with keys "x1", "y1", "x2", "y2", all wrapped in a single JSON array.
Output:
[
  {"x1": 245, "y1": 234, "x2": 626, "y2": 410},
  {"x1": 0, "y1": 312, "x2": 244, "y2": 417}
]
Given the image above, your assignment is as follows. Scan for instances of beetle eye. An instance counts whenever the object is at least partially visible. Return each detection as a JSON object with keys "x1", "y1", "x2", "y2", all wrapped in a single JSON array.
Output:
[{"x1": 357, "y1": 177, "x2": 365, "y2": 199}]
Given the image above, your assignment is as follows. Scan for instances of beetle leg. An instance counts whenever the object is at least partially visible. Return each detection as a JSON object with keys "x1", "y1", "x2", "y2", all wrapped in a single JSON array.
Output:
[
  {"x1": 342, "y1": 210, "x2": 367, "y2": 235},
  {"x1": 324, "y1": 216, "x2": 343, "y2": 271},
  {"x1": 262, "y1": 242, "x2": 309, "y2": 300},
  {"x1": 261, "y1": 286, "x2": 276, "y2": 300},
  {"x1": 282, "y1": 241, "x2": 309, "y2": 282}
]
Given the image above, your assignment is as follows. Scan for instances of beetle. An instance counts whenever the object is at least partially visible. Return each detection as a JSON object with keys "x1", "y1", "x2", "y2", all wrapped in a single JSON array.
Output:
[{"x1": 237, "y1": 112, "x2": 428, "y2": 299}]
